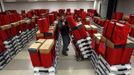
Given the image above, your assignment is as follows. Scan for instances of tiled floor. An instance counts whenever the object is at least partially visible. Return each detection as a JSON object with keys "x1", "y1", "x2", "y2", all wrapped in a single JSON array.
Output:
[{"x1": 0, "y1": 40, "x2": 134, "y2": 75}]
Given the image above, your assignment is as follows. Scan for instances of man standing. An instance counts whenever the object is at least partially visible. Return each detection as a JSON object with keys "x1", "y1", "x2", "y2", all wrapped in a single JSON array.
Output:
[{"x1": 58, "y1": 15, "x2": 70, "y2": 56}]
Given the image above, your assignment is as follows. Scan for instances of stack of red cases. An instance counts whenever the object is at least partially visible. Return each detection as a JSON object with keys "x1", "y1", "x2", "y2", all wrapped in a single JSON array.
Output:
[
  {"x1": 111, "y1": 22, "x2": 131, "y2": 45},
  {"x1": 28, "y1": 43, "x2": 42, "y2": 67},
  {"x1": 72, "y1": 30, "x2": 82, "y2": 41},
  {"x1": 49, "y1": 14, "x2": 55, "y2": 25},
  {"x1": 66, "y1": 16, "x2": 77, "y2": 28},
  {"x1": 105, "y1": 47, "x2": 123, "y2": 65},
  {"x1": 40, "y1": 52, "x2": 52, "y2": 68},
  {"x1": 38, "y1": 18, "x2": 49, "y2": 33},
  {"x1": 105, "y1": 47, "x2": 134, "y2": 65},
  {"x1": 96, "y1": 41, "x2": 106, "y2": 56},
  {"x1": 105, "y1": 21, "x2": 115, "y2": 39},
  {"x1": 102, "y1": 20, "x2": 110, "y2": 36},
  {"x1": 39, "y1": 40, "x2": 54, "y2": 68},
  {"x1": 78, "y1": 26, "x2": 88, "y2": 39},
  {"x1": 81, "y1": 11, "x2": 86, "y2": 20},
  {"x1": 121, "y1": 48, "x2": 133, "y2": 64},
  {"x1": 38, "y1": 19, "x2": 44, "y2": 33},
  {"x1": 112, "y1": 12, "x2": 123, "y2": 21}
]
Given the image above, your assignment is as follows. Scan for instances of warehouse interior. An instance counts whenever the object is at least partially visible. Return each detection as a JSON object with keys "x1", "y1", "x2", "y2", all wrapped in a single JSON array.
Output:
[{"x1": 0, "y1": 0, "x2": 134, "y2": 75}]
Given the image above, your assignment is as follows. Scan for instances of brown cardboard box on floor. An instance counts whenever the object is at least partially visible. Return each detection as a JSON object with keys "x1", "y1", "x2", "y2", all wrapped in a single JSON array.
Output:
[
  {"x1": 28, "y1": 42, "x2": 42, "y2": 67},
  {"x1": 29, "y1": 42, "x2": 42, "y2": 52},
  {"x1": 39, "y1": 39, "x2": 54, "y2": 54},
  {"x1": 36, "y1": 39, "x2": 46, "y2": 44},
  {"x1": 36, "y1": 30, "x2": 45, "y2": 39}
]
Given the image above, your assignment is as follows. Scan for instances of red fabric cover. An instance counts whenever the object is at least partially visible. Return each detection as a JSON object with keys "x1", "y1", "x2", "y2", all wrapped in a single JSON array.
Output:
[
  {"x1": 80, "y1": 9, "x2": 84, "y2": 12},
  {"x1": 51, "y1": 44, "x2": 56, "y2": 60},
  {"x1": 0, "y1": 40, "x2": 5, "y2": 53},
  {"x1": 97, "y1": 41, "x2": 106, "y2": 57},
  {"x1": 52, "y1": 11, "x2": 58, "y2": 20},
  {"x1": 38, "y1": 19, "x2": 44, "y2": 33},
  {"x1": 87, "y1": 29, "x2": 97, "y2": 38},
  {"x1": 40, "y1": 51, "x2": 53, "y2": 68},
  {"x1": 37, "y1": 18, "x2": 49, "y2": 33},
  {"x1": 103, "y1": 20, "x2": 110, "y2": 37},
  {"x1": 78, "y1": 26, "x2": 88, "y2": 38},
  {"x1": 99, "y1": 19, "x2": 105, "y2": 26},
  {"x1": 10, "y1": 27, "x2": 18, "y2": 37},
  {"x1": 66, "y1": 9, "x2": 71, "y2": 15},
  {"x1": 91, "y1": 39, "x2": 95, "y2": 50},
  {"x1": 112, "y1": 12, "x2": 123, "y2": 21},
  {"x1": 121, "y1": 48, "x2": 133, "y2": 64},
  {"x1": 105, "y1": 21, "x2": 115, "y2": 39},
  {"x1": 128, "y1": 14, "x2": 134, "y2": 24},
  {"x1": 67, "y1": 9, "x2": 71, "y2": 12},
  {"x1": 0, "y1": 30, "x2": 10, "y2": 41},
  {"x1": 81, "y1": 11, "x2": 87, "y2": 20},
  {"x1": 105, "y1": 47, "x2": 123, "y2": 65},
  {"x1": 130, "y1": 28, "x2": 134, "y2": 37},
  {"x1": 49, "y1": 14, "x2": 55, "y2": 24},
  {"x1": 72, "y1": 30, "x2": 82, "y2": 41},
  {"x1": 83, "y1": 20, "x2": 90, "y2": 25},
  {"x1": 29, "y1": 52, "x2": 41, "y2": 67},
  {"x1": 66, "y1": 16, "x2": 77, "y2": 28},
  {"x1": 27, "y1": 11, "x2": 33, "y2": 19},
  {"x1": 58, "y1": 9, "x2": 65, "y2": 15},
  {"x1": 111, "y1": 22, "x2": 131, "y2": 45}
]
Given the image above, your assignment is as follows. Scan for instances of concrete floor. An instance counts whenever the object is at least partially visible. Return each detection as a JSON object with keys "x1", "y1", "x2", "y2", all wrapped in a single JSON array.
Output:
[{"x1": 0, "y1": 40, "x2": 134, "y2": 75}]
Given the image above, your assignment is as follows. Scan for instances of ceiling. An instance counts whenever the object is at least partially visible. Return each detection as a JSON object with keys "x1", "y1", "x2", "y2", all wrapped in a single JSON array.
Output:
[{"x1": 3, "y1": 0, "x2": 97, "y2": 2}]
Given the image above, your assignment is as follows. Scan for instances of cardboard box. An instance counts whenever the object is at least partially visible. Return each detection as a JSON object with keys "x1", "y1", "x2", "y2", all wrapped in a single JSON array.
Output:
[
  {"x1": 11, "y1": 22, "x2": 20, "y2": 27},
  {"x1": 39, "y1": 39, "x2": 54, "y2": 54},
  {"x1": 131, "y1": 24, "x2": 134, "y2": 28},
  {"x1": 36, "y1": 30, "x2": 44, "y2": 38},
  {"x1": 106, "y1": 38, "x2": 134, "y2": 48},
  {"x1": 106, "y1": 39, "x2": 115, "y2": 48},
  {"x1": 84, "y1": 25, "x2": 92, "y2": 30},
  {"x1": 36, "y1": 39, "x2": 46, "y2": 44},
  {"x1": 49, "y1": 25, "x2": 56, "y2": 31},
  {"x1": 101, "y1": 36, "x2": 107, "y2": 42},
  {"x1": 0, "y1": 24, "x2": 12, "y2": 30},
  {"x1": 93, "y1": 33, "x2": 102, "y2": 44},
  {"x1": 29, "y1": 43, "x2": 42, "y2": 52},
  {"x1": 19, "y1": 20, "x2": 26, "y2": 24},
  {"x1": 90, "y1": 25, "x2": 97, "y2": 30},
  {"x1": 26, "y1": 19, "x2": 31, "y2": 24},
  {"x1": 122, "y1": 15, "x2": 129, "y2": 21},
  {"x1": 28, "y1": 42, "x2": 42, "y2": 67},
  {"x1": 85, "y1": 25, "x2": 97, "y2": 31},
  {"x1": 45, "y1": 29, "x2": 54, "y2": 38}
]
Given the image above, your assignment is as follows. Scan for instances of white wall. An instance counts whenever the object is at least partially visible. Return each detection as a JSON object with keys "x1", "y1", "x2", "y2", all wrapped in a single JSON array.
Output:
[
  {"x1": 4, "y1": 1, "x2": 94, "y2": 13},
  {"x1": 100, "y1": 0, "x2": 108, "y2": 18},
  {"x1": 117, "y1": 0, "x2": 134, "y2": 15}
]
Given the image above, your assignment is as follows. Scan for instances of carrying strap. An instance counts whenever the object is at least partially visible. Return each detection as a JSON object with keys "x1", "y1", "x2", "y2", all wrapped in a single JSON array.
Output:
[{"x1": 71, "y1": 24, "x2": 82, "y2": 31}]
